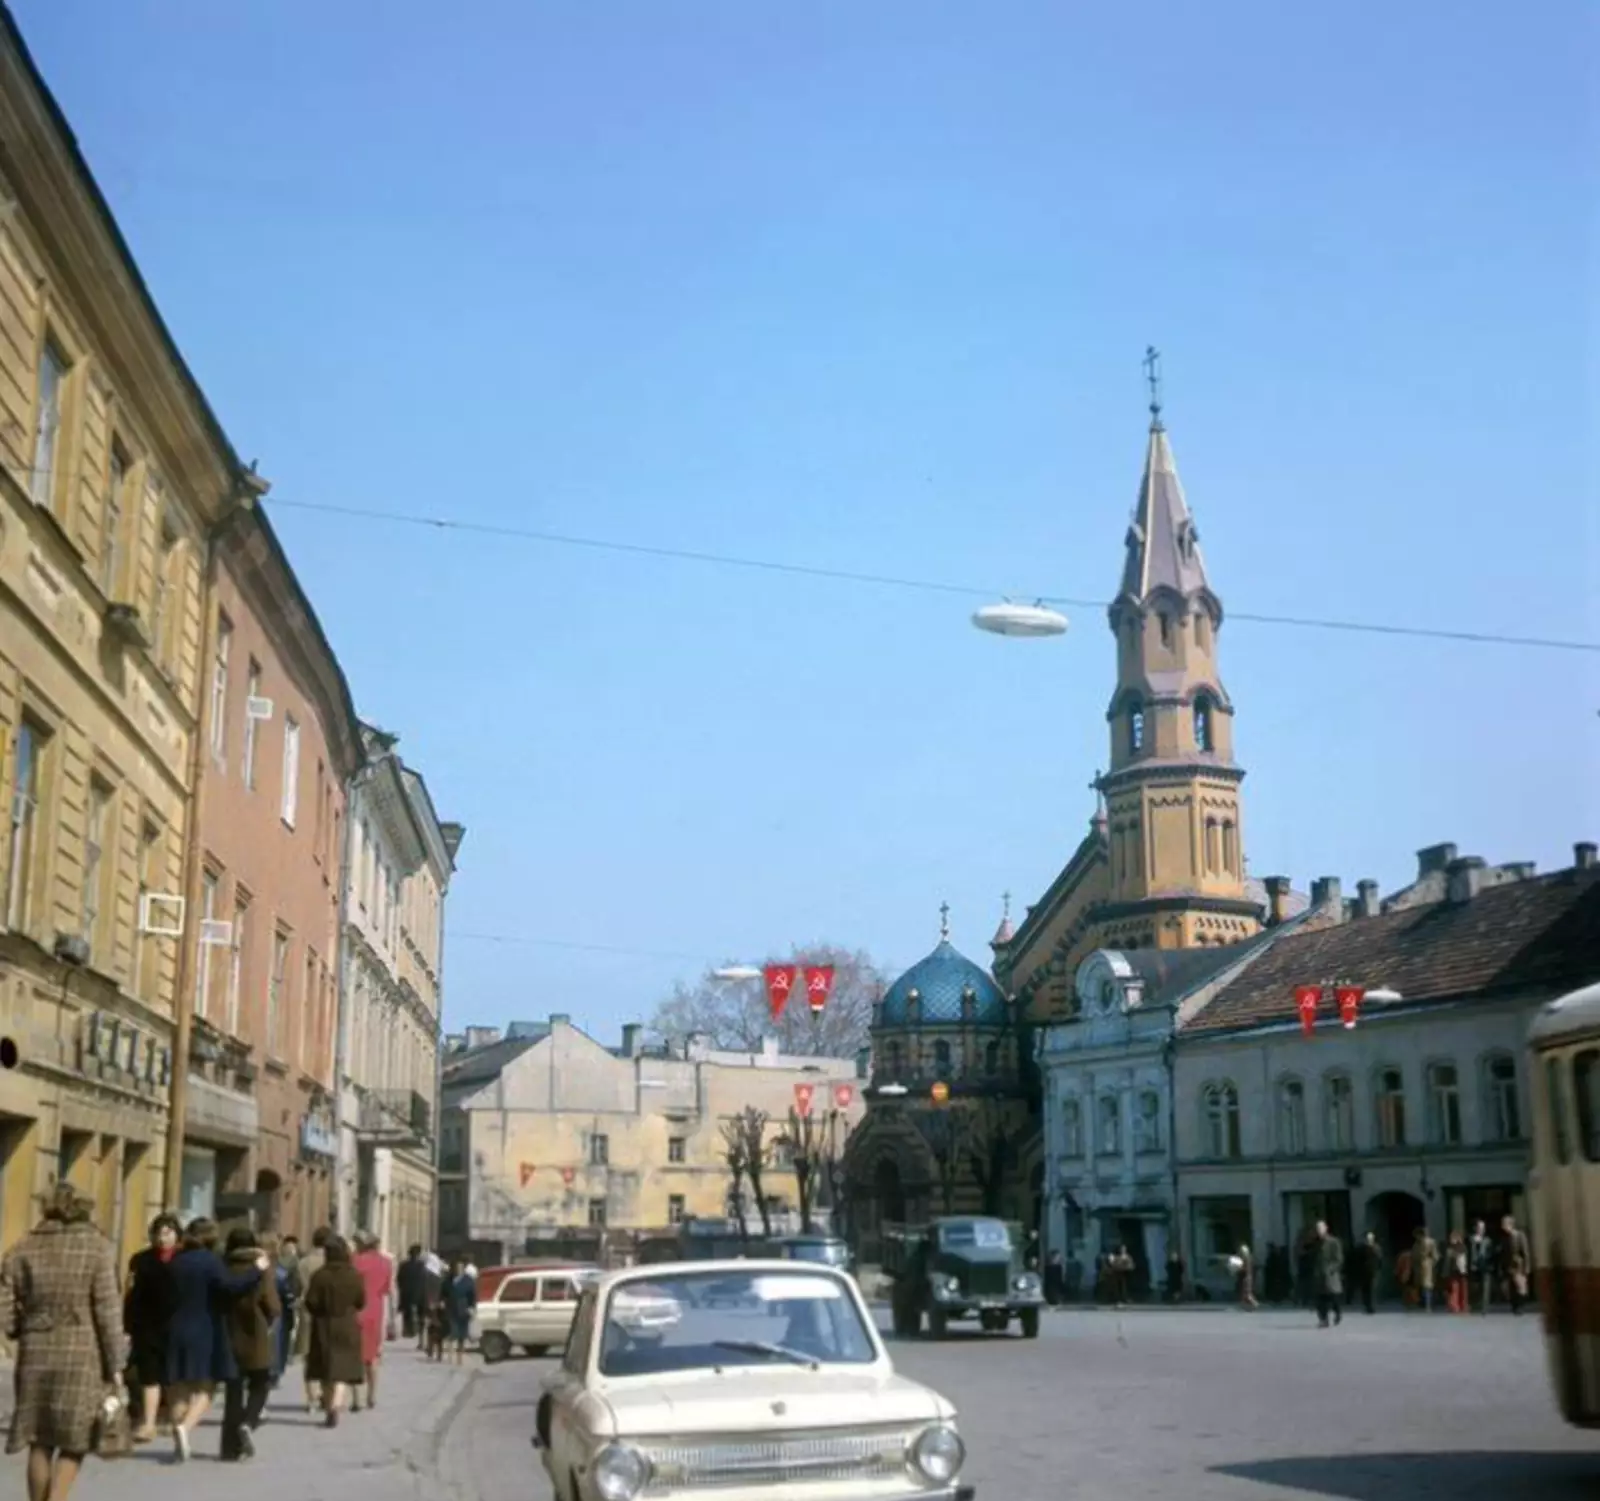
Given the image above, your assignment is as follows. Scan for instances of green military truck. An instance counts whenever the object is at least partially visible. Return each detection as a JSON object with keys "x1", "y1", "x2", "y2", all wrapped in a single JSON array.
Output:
[{"x1": 882, "y1": 1216, "x2": 1045, "y2": 1338}]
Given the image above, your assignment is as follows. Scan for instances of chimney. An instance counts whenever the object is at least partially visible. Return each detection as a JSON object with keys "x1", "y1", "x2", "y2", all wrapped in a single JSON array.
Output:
[
  {"x1": 620, "y1": 1023, "x2": 642, "y2": 1058},
  {"x1": 549, "y1": 1013, "x2": 571, "y2": 1027},
  {"x1": 463, "y1": 1025, "x2": 502, "y2": 1049},
  {"x1": 1577, "y1": 842, "x2": 1598, "y2": 871},
  {"x1": 1446, "y1": 856, "x2": 1486, "y2": 904},
  {"x1": 1262, "y1": 876, "x2": 1291, "y2": 927},
  {"x1": 1417, "y1": 843, "x2": 1458, "y2": 878},
  {"x1": 1356, "y1": 880, "x2": 1380, "y2": 918},
  {"x1": 1502, "y1": 863, "x2": 1536, "y2": 882},
  {"x1": 1310, "y1": 876, "x2": 1343, "y2": 913}
]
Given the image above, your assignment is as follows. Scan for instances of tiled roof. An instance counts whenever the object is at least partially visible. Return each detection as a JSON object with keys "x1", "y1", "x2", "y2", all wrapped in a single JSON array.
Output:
[
  {"x1": 1183, "y1": 868, "x2": 1600, "y2": 1036},
  {"x1": 441, "y1": 1034, "x2": 541, "y2": 1093},
  {"x1": 880, "y1": 940, "x2": 1008, "y2": 1028}
]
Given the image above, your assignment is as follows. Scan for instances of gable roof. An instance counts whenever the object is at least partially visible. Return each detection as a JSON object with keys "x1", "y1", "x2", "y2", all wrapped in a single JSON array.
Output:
[
  {"x1": 1183, "y1": 868, "x2": 1600, "y2": 1037},
  {"x1": 441, "y1": 1034, "x2": 542, "y2": 1097}
]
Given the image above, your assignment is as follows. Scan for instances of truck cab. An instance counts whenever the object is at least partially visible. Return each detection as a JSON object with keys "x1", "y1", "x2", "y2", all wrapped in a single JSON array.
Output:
[{"x1": 884, "y1": 1216, "x2": 1044, "y2": 1339}]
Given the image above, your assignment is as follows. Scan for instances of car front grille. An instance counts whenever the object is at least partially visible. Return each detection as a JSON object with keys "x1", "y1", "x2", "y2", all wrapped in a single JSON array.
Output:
[
  {"x1": 965, "y1": 1264, "x2": 1010, "y2": 1298},
  {"x1": 640, "y1": 1427, "x2": 912, "y2": 1492}
]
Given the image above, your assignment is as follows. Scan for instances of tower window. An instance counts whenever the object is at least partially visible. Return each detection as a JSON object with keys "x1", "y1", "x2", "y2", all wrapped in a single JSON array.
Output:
[
  {"x1": 1194, "y1": 699, "x2": 1213, "y2": 752},
  {"x1": 1159, "y1": 614, "x2": 1172, "y2": 648},
  {"x1": 1129, "y1": 707, "x2": 1145, "y2": 753}
]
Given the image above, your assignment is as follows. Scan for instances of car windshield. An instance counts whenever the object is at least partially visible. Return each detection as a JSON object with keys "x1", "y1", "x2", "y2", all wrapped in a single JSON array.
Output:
[
  {"x1": 940, "y1": 1220, "x2": 1011, "y2": 1250},
  {"x1": 596, "y1": 1267, "x2": 877, "y2": 1377}
]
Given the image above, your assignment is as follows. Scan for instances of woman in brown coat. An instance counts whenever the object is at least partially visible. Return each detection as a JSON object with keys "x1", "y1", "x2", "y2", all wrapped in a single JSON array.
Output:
[
  {"x1": 220, "y1": 1227, "x2": 280, "y2": 1461},
  {"x1": 303, "y1": 1236, "x2": 364, "y2": 1428},
  {"x1": 1, "y1": 1184, "x2": 123, "y2": 1501}
]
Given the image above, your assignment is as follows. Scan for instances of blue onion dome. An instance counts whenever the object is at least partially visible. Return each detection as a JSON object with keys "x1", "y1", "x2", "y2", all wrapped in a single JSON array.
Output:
[{"x1": 878, "y1": 907, "x2": 1009, "y2": 1028}]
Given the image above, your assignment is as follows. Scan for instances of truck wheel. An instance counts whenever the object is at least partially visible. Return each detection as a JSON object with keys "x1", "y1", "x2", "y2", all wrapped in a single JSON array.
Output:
[
  {"x1": 1019, "y1": 1308, "x2": 1041, "y2": 1339},
  {"x1": 480, "y1": 1330, "x2": 512, "y2": 1364},
  {"x1": 928, "y1": 1309, "x2": 948, "y2": 1339}
]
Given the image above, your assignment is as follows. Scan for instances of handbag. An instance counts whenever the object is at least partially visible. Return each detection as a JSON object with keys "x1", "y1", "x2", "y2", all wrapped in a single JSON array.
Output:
[{"x1": 92, "y1": 1390, "x2": 132, "y2": 1460}]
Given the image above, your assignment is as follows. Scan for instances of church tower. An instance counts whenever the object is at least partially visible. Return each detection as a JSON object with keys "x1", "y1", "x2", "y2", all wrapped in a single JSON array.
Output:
[{"x1": 1096, "y1": 353, "x2": 1262, "y2": 950}]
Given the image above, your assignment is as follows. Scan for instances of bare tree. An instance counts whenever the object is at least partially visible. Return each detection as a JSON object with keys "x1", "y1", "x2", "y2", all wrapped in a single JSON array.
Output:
[
  {"x1": 732, "y1": 1106, "x2": 774, "y2": 1238},
  {"x1": 963, "y1": 1098, "x2": 1019, "y2": 1217},
  {"x1": 649, "y1": 944, "x2": 886, "y2": 1059},
  {"x1": 718, "y1": 1117, "x2": 750, "y2": 1243},
  {"x1": 777, "y1": 1106, "x2": 832, "y2": 1233},
  {"x1": 914, "y1": 1108, "x2": 964, "y2": 1215}
]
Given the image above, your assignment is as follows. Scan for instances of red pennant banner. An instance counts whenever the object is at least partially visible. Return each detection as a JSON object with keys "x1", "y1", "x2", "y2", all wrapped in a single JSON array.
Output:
[
  {"x1": 803, "y1": 965, "x2": 836, "y2": 1014},
  {"x1": 794, "y1": 1083, "x2": 816, "y2": 1116},
  {"x1": 1335, "y1": 985, "x2": 1363, "y2": 1030},
  {"x1": 764, "y1": 964, "x2": 799, "y2": 1021},
  {"x1": 833, "y1": 1083, "x2": 854, "y2": 1110},
  {"x1": 1295, "y1": 985, "x2": 1322, "y2": 1037},
  {"x1": 519, "y1": 1163, "x2": 537, "y2": 1188},
  {"x1": 560, "y1": 1167, "x2": 576, "y2": 1186}
]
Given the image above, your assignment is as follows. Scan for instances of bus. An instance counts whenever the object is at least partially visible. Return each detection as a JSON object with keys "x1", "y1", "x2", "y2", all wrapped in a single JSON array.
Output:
[{"x1": 1527, "y1": 978, "x2": 1600, "y2": 1427}]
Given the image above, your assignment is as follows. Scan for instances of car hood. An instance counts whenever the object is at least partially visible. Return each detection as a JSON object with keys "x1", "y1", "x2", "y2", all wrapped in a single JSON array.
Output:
[{"x1": 594, "y1": 1368, "x2": 951, "y2": 1439}]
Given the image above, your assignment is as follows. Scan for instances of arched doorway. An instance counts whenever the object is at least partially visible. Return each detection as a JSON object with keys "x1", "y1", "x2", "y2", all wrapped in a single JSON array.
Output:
[{"x1": 1366, "y1": 1190, "x2": 1426, "y2": 1294}]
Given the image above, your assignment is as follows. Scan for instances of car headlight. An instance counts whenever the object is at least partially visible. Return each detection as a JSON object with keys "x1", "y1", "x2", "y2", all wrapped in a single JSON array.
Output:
[
  {"x1": 591, "y1": 1443, "x2": 649, "y2": 1501},
  {"x1": 1014, "y1": 1273, "x2": 1039, "y2": 1291},
  {"x1": 909, "y1": 1424, "x2": 966, "y2": 1485},
  {"x1": 943, "y1": 1275, "x2": 961, "y2": 1293}
]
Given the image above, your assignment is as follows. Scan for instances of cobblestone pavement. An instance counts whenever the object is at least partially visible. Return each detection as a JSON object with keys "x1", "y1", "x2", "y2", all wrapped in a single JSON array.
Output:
[
  {"x1": 1, "y1": 1346, "x2": 478, "y2": 1501},
  {"x1": 441, "y1": 1306, "x2": 1600, "y2": 1501}
]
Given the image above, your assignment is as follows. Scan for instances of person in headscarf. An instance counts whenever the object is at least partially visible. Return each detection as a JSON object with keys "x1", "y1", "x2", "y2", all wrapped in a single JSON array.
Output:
[
  {"x1": 303, "y1": 1236, "x2": 365, "y2": 1428},
  {"x1": 1, "y1": 1184, "x2": 124, "y2": 1501},
  {"x1": 123, "y1": 1212, "x2": 179, "y2": 1443},
  {"x1": 350, "y1": 1232, "x2": 393, "y2": 1411},
  {"x1": 293, "y1": 1226, "x2": 331, "y2": 1414}
]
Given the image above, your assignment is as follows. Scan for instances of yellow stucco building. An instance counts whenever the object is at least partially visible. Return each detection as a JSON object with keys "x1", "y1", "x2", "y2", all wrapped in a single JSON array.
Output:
[
  {"x1": 0, "y1": 16, "x2": 261, "y2": 1265},
  {"x1": 437, "y1": 1016, "x2": 865, "y2": 1262}
]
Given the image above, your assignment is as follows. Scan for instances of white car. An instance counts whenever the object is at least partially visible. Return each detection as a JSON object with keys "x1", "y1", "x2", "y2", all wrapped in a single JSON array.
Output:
[{"x1": 534, "y1": 1258, "x2": 975, "y2": 1501}]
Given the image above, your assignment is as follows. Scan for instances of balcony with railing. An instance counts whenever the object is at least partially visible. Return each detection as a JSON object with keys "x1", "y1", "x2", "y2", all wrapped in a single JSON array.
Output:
[{"x1": 356, "y1": 1088, "x2": 432, "y2": 1149}]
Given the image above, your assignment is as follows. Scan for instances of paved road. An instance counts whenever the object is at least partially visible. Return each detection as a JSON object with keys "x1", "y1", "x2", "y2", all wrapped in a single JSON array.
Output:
[{"x1": 441, "y1": 1307, "x2": 1600, "y2": 1501}]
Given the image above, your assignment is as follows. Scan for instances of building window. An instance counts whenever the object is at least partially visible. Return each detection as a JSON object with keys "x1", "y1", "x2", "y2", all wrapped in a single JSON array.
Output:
[
  {"x1": 242, "y1": 662, "x2": 262, "y2": 789},
  {"x1": 301, "y1": 949, "x2": 316, "y2": 1064},
  {"x1": 31, "y1": 336, "x2": 67, "y2": 510},
  {"x1": 1134, "y1": 1090, "x2": 1162, "y2": 1153},
  {"x1": 134, "y1": 818, "x2": 161, "y2": 1000},
  {"x1": 1205, "y1": 818, "x2": 1220, "y2": 874},
  {"x1": 195, "y1": 869, "x2": 220, "y2": 1018},
  {"x1": 667, "y1": 1194, "x2": 685, "y2": 1225},
  {"x1": 81, "y1": 777, "x2": 113, "y2": 953},
  {"x1": 1375, "y1": 1067, "x2": 1406, "y2": 1148},
  {"x1": 101, "y1": 441, "x2": 128, "y2": 597},
  {"x1": 1323, "y1": 1072, "x2": 1353, "y2": 1151},
  {"x1": 1129, "y1": 706, "x2": 1145, "y2": 754},
  {"x1": 1221, "y1": 821, "x2": 1237, "y2": 875},
  {"x1": 1158, "y1": 613, "x2": 1172, "y2": 648},
  {"x1": 590, "y1": 1134, "x2": 610, "y2": 1166},
  {"x1": 5, "y1": 719, "x2": 47, "y2": 931},
  {"x1": 227, "y1": 891, "x2": 250, "y2": 1035},
  {"x1": 148, "y1": 514, "x2": 179, "y2": 671},
  {"x1": 932, "y1": 1039, "x2": 952, "y2": 1075},
  {"x1": 667, "y1": 1136, "x2": 686, "y2": 1164},
  {"x1": 1484, "y1": 1054, "x2": 1522, "y2": 1142},
  {"x1": 587, "y1": 1198, "x2": 607, "y2": 1228},
  {"x1": 268, "y1": 929, "x2": 289, "y2": 1055},
  {"x1": 985, "y1": 1040, "x2": 1001, "y2": 1074},
  {"x1": 1096, "y1": 1094, "x2": 1121, "y2": 1156},
  {"x1": 280, "y1": 716, "x2": 300, "y2": 827},
  {"x1": 1060, "y1": 1097, "x2": 1082, "y2": 1158},
  {"x1": 1202, "y1": 1082, "x2": 1241, "y2": 1159},
  {"x1": 1425, "y1": 1061, "x2": 1462, "y2": 1145},
  {"x1": 1277, "y1": 1077, "x2": 1307, "y2": 1156},
  {"x1": 209, "y1": 613, "x2": 232, "y2": 760},
  {"x1": 1194, "y1": 699, "x2": 1213, "y2": 752}
]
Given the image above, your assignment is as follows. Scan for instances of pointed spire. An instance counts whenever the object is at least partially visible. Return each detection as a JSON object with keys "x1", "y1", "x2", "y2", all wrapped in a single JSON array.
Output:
[
  {"x1": 990, "y1": 892, "x2": 1015, "y2": 948},
  {"x1": 938, "y1": 901, "x2": 951, "y2": 943},
  {"x1": 1116, "y1": 358, "x2": 1210, "y2": 605}
]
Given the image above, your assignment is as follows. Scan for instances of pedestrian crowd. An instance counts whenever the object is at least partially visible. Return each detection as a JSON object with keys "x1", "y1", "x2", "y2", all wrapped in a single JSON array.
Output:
[{"x1": 0, "y1": 1183, "x2": 482, "y2": 1501}]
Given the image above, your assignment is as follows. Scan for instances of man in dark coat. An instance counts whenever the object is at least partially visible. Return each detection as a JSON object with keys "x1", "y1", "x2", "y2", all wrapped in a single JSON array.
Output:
[
  {"x1": 1352, "y1": 1231, "x2": 1382, "y2": 1315},
  {"x1": 1313, "y1": 1220, "x2": 1345, "y2": 1328},
  {"x1": 395, "y1": 1245, "x2": 429, "y2": 1347}
]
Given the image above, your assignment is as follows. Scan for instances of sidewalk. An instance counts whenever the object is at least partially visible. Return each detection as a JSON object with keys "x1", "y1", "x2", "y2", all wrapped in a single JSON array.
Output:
[{"x1": 1, "y1": 1348, "x2": 479, "y2": 1501}]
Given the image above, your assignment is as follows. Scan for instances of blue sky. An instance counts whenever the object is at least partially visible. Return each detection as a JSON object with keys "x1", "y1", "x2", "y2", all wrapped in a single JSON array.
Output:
[{"x1": 16, "y1": 1, "x2": 1597, "y2": 1040}]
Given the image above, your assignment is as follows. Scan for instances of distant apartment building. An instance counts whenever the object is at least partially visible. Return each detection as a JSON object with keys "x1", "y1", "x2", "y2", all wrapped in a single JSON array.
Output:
[
  {"x1": 0, "y1": 12, "x2": 261, "y2": 1262},
  {"x1": 334, "y1": 727, "x2": 460, "y2": 1252},
  {"x1": 437, "y1": 1017, "x2": 866, "y2": 1265},
  {"x1": 176, "y1": 505, "x2": 362, "y2": 1237}
]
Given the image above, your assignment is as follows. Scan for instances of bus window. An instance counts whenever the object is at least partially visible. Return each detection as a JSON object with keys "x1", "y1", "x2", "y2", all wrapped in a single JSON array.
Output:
[
  {"x1": 1574, "y1": 1050, "x2": 1600, "y2": 1162},
  {"x1": 1547, "y1": 1056, "x2": 1573, "y2": 1164}
]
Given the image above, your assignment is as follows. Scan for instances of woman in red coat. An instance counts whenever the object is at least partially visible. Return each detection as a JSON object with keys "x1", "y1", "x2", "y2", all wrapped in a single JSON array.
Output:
[{"x1": 350, "y1": 1233, "x2": 393, "y2": 1411}]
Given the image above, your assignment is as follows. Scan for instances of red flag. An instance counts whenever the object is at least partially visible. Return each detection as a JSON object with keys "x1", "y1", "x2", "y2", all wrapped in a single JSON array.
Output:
[
  {"x1": 794, "y1": 1083, "x2": 815, "y2": 1116},
  {"x1": 833, "y1": 1083, "x2": 854, "y2": 1110},
  {"x1": 803, "y1": 965, "x2": 836, "y2": 1014},
  {"x1": 1295, "y1": 984, "x2": 1322, "y2": 1037},
  {"x1": 519, "y1": 1163, "x2": 537, "y2": 1188},
  {"x1": 764, "y1": 964, "x2": 799, "y2": 1020},
  {"x1": 1336, "y1": 985, "x2": 1362, "y2": 1030},
  {"x1": 560, "y1": 1167, "x2": 576, "y2": 1186}
]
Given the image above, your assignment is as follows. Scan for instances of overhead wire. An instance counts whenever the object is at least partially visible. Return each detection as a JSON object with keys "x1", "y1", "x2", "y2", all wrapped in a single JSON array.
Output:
[{"x1": 264, "y1": 495, "x2": 1600, "y2": 655}]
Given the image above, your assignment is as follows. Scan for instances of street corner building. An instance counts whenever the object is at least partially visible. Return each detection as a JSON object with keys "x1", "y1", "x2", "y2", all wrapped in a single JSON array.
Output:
[
  {"x1": 435, "y1": 1017, "x2": 866, "y2": 1266},
  {"x1": 0, "y1": 9, "x2": 266, "y2": 1262}
]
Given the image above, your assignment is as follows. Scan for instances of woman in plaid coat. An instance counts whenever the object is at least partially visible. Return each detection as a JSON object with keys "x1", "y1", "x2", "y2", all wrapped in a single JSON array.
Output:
[{"x1": 1, "y1": 1184, "x2": 124, "y2": 1501}]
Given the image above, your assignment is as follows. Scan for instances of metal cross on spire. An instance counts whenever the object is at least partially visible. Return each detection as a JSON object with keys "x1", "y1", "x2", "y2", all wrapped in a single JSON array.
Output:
[
  {"x1": 939, "y1": 901, "x2": 951, "y2": 942},
  {"x1": 1090, "y1": 769, "x2": 1106, "y2": 817},
  {"x1": 1001, "y1": 890, "x2": 1012, "y2": 921},
  {"x1": 1143, "y1": 345, "x2": 1163, "y2": 429}
]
